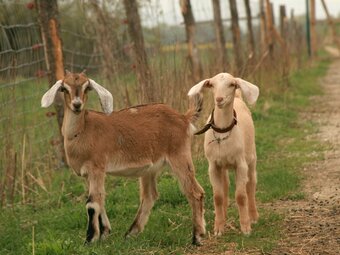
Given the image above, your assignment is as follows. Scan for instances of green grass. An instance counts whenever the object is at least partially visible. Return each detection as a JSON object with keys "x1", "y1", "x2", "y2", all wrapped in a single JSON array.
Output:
[{"x1": 0, "y1": 58, "x2": 331, "y2": 254}]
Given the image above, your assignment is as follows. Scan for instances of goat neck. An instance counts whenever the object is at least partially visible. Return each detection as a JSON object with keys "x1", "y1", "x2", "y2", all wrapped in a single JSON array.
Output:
[
  {"x1": 213, "y1": 102, "x2": 235, "y2": 130},
  {"x1": 62, "y1": 106, "x2": 85, "y2": 140}
]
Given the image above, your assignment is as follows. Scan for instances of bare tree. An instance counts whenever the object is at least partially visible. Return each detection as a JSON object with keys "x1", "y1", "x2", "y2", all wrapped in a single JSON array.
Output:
[
  {"x1": 212, "y1": 0, "x2": 228, "y2": 72},
  {"x1": 123, "y1": 0, "x2": 155, "y2": 103},
  {"x1": 180, "y1": 0, "x2": 202, "y2": 82},
  {"x1": 229, "y1": 0, "x2": 243, "y2": 74},
  {"x1": 36, "y1": 0, "x2": 66, "y2": 164}
]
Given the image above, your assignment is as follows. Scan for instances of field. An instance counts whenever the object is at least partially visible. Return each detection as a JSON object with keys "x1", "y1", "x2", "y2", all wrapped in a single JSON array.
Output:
[{"x1": 0, "y1": 57, "x2": 331, "y2": 255}]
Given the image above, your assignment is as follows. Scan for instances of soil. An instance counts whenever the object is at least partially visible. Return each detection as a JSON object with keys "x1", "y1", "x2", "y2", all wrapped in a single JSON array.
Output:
[
  {"x1": 187, "y1": 58, "x2": 340, "y2": 255},
  {"x1": 270, "y1": 59, "x2": 340, "y2": 254}
]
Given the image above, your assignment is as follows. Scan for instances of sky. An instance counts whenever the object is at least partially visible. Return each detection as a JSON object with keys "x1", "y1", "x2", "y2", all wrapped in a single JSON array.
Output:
[{"x1": 140, "y1": 0, "x2": 340, "y2": 27}]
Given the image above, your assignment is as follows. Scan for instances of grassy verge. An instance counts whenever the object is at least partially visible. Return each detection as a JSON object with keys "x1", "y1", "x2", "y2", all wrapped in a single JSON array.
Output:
[{"x1": 0, "y1": 58, "x2": 330, "y2": 254}]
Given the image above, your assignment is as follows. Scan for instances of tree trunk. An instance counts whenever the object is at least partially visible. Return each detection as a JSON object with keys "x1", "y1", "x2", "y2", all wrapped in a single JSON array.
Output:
[
  {"x1": 36, "y1": 0, "x2": 66, "y2": 165},
  {"x1": 123, "y1": 0, "x2": 155, "y2": 103},
  {"x1": 212, "y1": 0, "x2": 228, "y2": 72},
  {"x1": 229, "y1": 0, "x2": 243, "y2": 74},
  {"x1": 244, "y1": 0, "x2": 255, "y2": 59},
  {"x1": 180, "y1": 0, "x2": 202, "y2": 82}
]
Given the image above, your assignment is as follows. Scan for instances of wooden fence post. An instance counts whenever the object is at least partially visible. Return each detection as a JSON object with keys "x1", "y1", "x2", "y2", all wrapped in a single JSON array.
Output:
[
  {"x1": 180, "y1": 0, "x2": 202, "y2": 82},
  {"x1": 36, "y1": 0, "x2": 66, "y2": 165},
  {"x1": 212, "y1": 0, "x2": 228, "y2": 72},
  {"x1": 244, "y1": 0, "x2": 256, "y2": 60},
  {"x1": 279, "y1": 5, "x2": 287, "y2": 37},
  {"x1": 320, "y1": 0, "x2": 340, "y2": 51},
  {"x1": 306, "y1": 0, "x2": 312, "y2": 57},
  {"x1": 123, "y1": 0, "x2": 155, "y2": 103},
  {"x1": 310, "y1": 0, "x2": 317, "y2": 57},
  {"x1": 229, "y1": 0, "x2": 243, "y2": 74},
  {"x1": 259, "y1": 0, "x2": 267, "y2": 55},
  {"x1": 265, "y1": 0, "x2": 274, "y2": 58}
]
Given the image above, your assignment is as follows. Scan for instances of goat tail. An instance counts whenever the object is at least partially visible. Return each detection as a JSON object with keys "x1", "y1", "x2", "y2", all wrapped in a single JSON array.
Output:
[{"x1": 185, "y1": 93, "x2": 203, "y2": 123}]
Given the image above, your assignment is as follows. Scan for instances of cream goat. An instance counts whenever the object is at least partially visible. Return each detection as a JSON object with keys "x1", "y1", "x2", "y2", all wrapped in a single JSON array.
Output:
[
  {"x1": 41, "y1": 71, "x2": 205, "y2": 245},
  {"x1": 188, "y1": 73, "x2": 259, "y2": 235}
]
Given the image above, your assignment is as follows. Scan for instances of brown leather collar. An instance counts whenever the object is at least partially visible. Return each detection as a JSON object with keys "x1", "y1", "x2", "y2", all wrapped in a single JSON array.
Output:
[{"x1": 195, "y1": 109, "x2": 237, "y2": 135}]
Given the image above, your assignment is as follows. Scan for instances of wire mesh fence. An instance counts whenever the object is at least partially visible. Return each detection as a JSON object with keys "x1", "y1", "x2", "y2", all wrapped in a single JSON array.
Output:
[{"x1": 0, "y1": 0, "x2": 308, "y2": 207}]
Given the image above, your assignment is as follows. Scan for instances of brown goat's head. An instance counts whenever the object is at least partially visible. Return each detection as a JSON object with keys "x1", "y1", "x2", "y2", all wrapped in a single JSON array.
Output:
[
  {"x1": 41, "y1": 70, "x2": 113, "y2": 114},
  {"x1": 61, "y1": 70, "x2": 90, "y2": 113}
]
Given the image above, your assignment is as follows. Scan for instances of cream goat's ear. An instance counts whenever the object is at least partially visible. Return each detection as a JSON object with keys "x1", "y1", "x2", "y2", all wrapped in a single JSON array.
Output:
[
  {"x1": 41, "y1": 80, "x2": 63, "y2": 108},
  {"x1": 89, "y1": 79, "x2": 113, "y2": 114},
  {"x1": 235, "y1": 78, "x2": 259, "y2": 105},
  {"x1": 187, "y1": 79, "x2": 210, "y2": 97}
]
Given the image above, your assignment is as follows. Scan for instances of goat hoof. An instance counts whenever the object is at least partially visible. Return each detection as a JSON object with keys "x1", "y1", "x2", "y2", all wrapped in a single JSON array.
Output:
[
  {"x1": 250, "y1": 219, "x2": 258, "y2": 224},
  {"x1": 84, "y1": 239, "x2": 94, "y2": 245},
  {"x1": 124, "y1": 225, "x2": 139, "y2": 239},
  {"x1": 250, "y1": 213, "x2": 259, "y2": 224},
  {"x1": 124, "y1": 230, "x2": 139, "y2": 240},
  {"x1": 214, "y1": 230, "x2": 223, "y2": 236},
  {"x1": 213, "y1": 224, "x2": 224, "y2": 236},
  {"x1": 192, "y1": 233, "x2": 204, "y2": 246},
  {"x1": 100, "y1": 229, "x2": 111, "y2": 240},
  {"x1": 241, "y1": 225, "x2": 251, "y2": 235}
]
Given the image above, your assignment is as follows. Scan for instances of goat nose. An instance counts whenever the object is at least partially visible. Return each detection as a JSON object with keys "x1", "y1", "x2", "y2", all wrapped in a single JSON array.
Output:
[
  {"x1": 216, "y1": 97, "x2": 223, "y2": 103},
  {"x1": 73, "y1": 102, "x2": 81, "y2": 109}
]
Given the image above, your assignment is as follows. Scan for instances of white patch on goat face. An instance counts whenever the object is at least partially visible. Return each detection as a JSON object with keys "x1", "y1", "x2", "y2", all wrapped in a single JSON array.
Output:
[
  {"x1": 72, "y1": 96, "x2": 82, "y2": 104},
  {"x1": 82, "y1": 81, "x2": 90, "y2": 92},
  {"x1": 63, "y1": 83, "x2": 72, "y2": 93},
  {"x1": 63, "y1": 82, "x2": 87, "y2": 113}
]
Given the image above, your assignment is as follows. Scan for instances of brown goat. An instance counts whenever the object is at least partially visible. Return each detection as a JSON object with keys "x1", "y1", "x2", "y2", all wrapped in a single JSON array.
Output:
[{"x1": 41, "y1": 71, "x2": 205, "y2": 245}]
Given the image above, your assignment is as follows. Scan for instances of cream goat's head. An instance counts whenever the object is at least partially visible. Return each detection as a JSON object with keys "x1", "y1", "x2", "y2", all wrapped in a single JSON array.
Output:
[
  {"x1": 188, "y1": 73, "x2": 259, "y2": 108},
  {"x1": 41, "y1": 70, "x2": 113, "y2": 114}
]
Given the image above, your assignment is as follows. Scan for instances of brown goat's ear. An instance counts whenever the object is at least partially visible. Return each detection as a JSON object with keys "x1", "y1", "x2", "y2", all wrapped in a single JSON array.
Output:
[
  {"x1": 41, "y1": 80, "x2": 63, "y2": 108},
  {"x1": 88, "y1": 79, "x2": 113, "y2": 114}
]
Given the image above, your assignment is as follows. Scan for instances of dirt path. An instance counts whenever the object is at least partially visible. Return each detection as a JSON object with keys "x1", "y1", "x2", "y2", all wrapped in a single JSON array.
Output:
[
  {"x1": 188, "y1": 59, "x2": 340, "y2": 255},
  {"x1": 271, "y1": 59, "x2": 340, "y2": 254}
]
